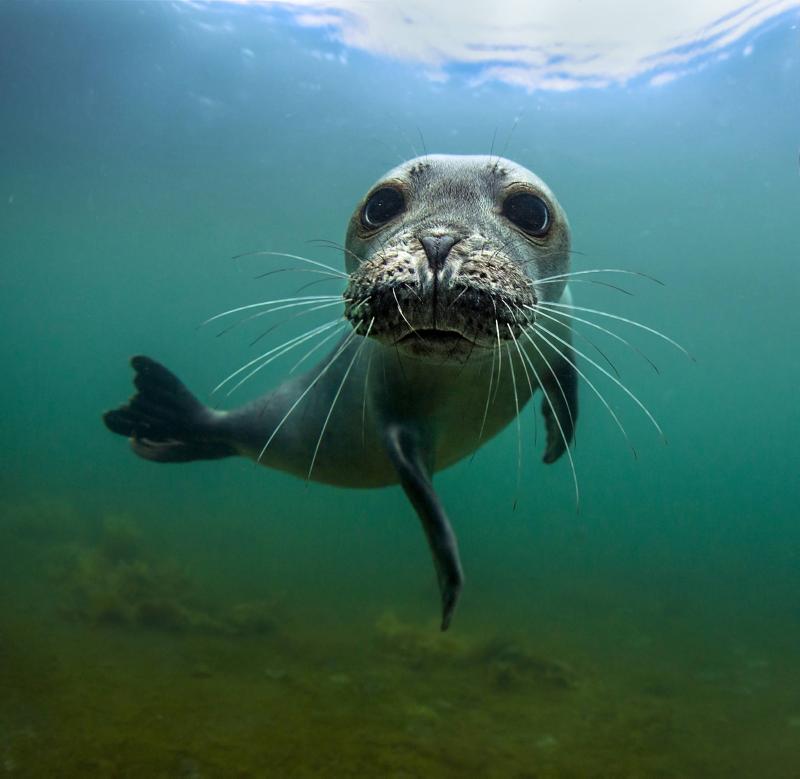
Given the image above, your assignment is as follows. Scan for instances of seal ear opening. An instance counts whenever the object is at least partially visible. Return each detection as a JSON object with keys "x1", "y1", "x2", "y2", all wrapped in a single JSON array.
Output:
[
  {"x1": 540, "y1": 351, "x2": 578, "y2": 464},
  {"x1": 103, "y1": 355, "x2": 234, "y2": 463}
]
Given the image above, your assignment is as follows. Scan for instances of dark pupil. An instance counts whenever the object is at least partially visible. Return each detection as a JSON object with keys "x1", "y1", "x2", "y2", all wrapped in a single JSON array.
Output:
[
  {"x1": 504, "y1": 193, "x2": 549, "y2": 236},
  {"x1": 364, "y1": 187, "x2": 404, "y2": 227}
]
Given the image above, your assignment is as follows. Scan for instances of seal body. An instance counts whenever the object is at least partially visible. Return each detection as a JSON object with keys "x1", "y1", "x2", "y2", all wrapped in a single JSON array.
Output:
[{"x1": 104, "y1": 155, "x2": 578, "y2": 629}]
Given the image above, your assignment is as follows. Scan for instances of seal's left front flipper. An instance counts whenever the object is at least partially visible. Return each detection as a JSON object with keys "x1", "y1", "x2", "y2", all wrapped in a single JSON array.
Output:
[
  {"x1": 540, "y1": 347, "x2": 579, "y2": 464},
  {"x1": 384, "y1": 425, "x2": 464, "y2": 631}
]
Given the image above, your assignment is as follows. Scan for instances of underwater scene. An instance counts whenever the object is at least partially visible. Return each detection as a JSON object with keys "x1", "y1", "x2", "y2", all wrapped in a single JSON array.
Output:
[{"x1": 2, "y1": 1, "x2": 800, "y2": 776}]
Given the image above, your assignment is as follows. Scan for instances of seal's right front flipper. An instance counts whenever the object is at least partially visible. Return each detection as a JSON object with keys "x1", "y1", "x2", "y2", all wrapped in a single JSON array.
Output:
[
  {"x1": 103, "y1": 355, "x2": 235, "y2": 463},
  {"x1": 385, "y1": 425, "x2": 464, "y2": 631}
]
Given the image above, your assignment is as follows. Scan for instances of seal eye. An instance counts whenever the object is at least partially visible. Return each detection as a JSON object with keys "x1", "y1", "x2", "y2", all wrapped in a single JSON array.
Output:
[
  {"x1": 503, "y1": 192, "x2": 550, "y2": 237},
  {"x1": 362, "y1": 186, "x2": 405, "y2": 229}
]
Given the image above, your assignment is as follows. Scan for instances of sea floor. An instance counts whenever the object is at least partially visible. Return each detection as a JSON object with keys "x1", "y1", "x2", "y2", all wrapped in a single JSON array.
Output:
[{"x1": 1, "y1": 500, "x2": 798, "y2": 778}]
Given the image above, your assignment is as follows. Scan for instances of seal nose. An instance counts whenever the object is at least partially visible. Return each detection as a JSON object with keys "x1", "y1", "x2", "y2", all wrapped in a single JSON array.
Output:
[{"x1": 420, "y1": 235, "x2": 458, "y2": 272}]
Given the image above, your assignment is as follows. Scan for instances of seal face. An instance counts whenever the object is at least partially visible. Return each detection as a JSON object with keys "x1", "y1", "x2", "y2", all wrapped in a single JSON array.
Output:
[{"x1": 343, "y1": 155, "x2": 571, "y2": 361}]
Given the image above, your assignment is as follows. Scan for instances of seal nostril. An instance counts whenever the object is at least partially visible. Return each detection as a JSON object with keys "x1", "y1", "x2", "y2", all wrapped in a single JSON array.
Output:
[{"x1": 420, "y1": 235, "x2": 458, "y2": 271}]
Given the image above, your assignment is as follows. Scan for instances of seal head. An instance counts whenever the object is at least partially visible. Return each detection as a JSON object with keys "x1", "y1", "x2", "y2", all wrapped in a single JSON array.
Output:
[{"x1": 343, "y1": 155, "x2": 571, "y2": 361}]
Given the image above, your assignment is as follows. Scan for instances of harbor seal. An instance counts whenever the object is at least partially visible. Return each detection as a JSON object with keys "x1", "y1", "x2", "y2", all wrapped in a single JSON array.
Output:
[{"x1": 103, "y1": 154, "x2": 577, "y2": 630}]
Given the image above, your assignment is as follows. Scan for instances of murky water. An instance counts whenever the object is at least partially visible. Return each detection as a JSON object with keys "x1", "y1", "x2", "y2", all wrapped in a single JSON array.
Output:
[{"x1": 2, "y1": 2, "x2": 799, "y2": 776}]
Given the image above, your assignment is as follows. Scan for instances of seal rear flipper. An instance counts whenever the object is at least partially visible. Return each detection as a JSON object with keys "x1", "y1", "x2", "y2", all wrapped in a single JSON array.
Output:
[
  {"x1": 540, "y1": 347, "x2": 579, "y2": 464},
  {"x1": 103, "y1": 355, "x2": 235, "y2": 463},
  {"x1": 384, "y1": 425, "x2": 464, "y2": 631}
]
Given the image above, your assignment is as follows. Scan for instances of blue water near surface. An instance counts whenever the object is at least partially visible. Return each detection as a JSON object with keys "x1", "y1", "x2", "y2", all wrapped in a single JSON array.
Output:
[{"x1": 1, "y1": 2, "x2": 799, "y2": 776}]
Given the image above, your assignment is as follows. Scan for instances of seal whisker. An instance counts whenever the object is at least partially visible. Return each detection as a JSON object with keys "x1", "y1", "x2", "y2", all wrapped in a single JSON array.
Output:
[
  {"x1": 394, "y1": 341, "x2": 408, "y2": 381},
  {"x1": 499, "y1": 297, "x2": 517, "y2": 321},
  {"x1": 498, "y1": 115, "x2": 521, "y2": 166},
  {"x1": 514, "y1": 333, "x2": 580, "y2": 508},
  {"x1": 514, "y1": 322, "x2": 576, "y2": 437},
  {"x1": 491, "y1": 314, "x2": 504, "y2": 404},
  {"x1": 287, "y1": 300, "x2": 369, "y2": 376},
  {"x1": 520, "y1": 303, "x2": 621, "y2": 379},
  {"x1": 289, "y1": 324, "x2": 347, "y2": 374},
  {"x1": 536, "y1": 268, "x2": 664, "y2": 285},
  {"x1": 532, "y1": 305, "x2": 660, "y2": 375},
  {"x1": 536, "y1": 278, "x2": 634, "y2": 295},
  {"x1": 505, "y1": 342, "x2": 523, "y2": 511},
  {"x1": 291, "y1": 277, "x2": 345, "y2": 295},
  {"x1": 233, "y1": 250, "x2": 350, "y2": 279},
  {"x1": 402, "y1": 282, "x2": 422, "y2": 302},
  {"x1": 516, "y1": 249, "x2": 582, "y2": 266},
  {"x1": 253, "y1": 267, "x2": 344, "y2": 282},
  {"x1": 204, "y1": 294, "x2": 342, "y2": 327},
  {"x1": 214, "y1": 319, "x2": 342, "y2": 396},
  {"x1": 475, "y1": 336, "x2": 498, "y2": 449},
  {"x1": 445, "y1": 284, "x2": 470, "y2": 312},
  {"x1": 361, "y1": 348, "x2": 374, "y2": 447},
  {"x1": 520, "y1": 247, "x2": 571, "y2": 264},
  {"x1": 308, "y1": 239, "x2": 372, "y2": 269},
  {"x1": 257, "y1": 328, "x2": 360, "y2": 464},
  {"x1": 307, "y1": 318, "x2": 375, "y2": 481},
  {"x1": 416, "y1": 126, "x2": 429, "y2": 159},
  {"x1": 454, "y1": 320, "x2": 480, "y2": 380},
  {"x1": 392, "y1": 287, "x2": 427, "y2": 344},
  {"x1": 226, "y1": 321, "x2": 346, "y2": 396},
  {"x1": 538, "y1": 300, "x2": 692, "y2": 359},
  {"x1": 248, "y1": 299, "x2": 346, "y2": 346},
  {"x1": 506, "y1": 322, "x2": 538, "y2": 447},
  {"x1": 531, "y1": 323, "x2": 665, "y2": 440},
  {"x1": 489, "y1": 236, "x2": 516, "y2": 265},
  {"x1": 524, "y1": 325, "x2": 636, "y2": 458},
  {"x1": 217, "y1": 298, "x2": 346, "y2": 340}
]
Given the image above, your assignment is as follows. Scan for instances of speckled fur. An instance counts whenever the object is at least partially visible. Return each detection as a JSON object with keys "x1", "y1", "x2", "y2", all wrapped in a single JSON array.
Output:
[{"x1": 344, "y1": 233, "x2": 536, "y2": 344}]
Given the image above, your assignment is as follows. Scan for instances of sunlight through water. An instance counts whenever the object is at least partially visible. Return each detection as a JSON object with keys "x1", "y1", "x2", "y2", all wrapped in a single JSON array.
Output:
[{"x1": 212, "y1": 0, "x2": 800, "y2": 88}]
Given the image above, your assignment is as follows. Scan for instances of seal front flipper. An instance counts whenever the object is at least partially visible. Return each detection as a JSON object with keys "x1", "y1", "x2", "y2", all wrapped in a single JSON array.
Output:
[
  {"x1": 103, "y1": 355, "x2": 235, "y2": 463},
  {"x1": 540, "y1": 346, "x2": 579, "y2": 464},
  {"x1": 384, "y1": 425, "x2": 464, "y2": 631}
]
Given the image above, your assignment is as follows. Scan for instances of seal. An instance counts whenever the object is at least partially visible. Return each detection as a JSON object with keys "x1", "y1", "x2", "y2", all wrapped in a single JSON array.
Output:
[{"x1": 103, "y1": 155, "x2": 578, "y2": 630}]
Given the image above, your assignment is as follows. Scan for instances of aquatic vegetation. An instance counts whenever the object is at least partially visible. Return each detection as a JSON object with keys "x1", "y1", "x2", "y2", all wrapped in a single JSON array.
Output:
[
  {"x1": 228, "y1": 600, "x2": 279, "y2": 635},
  {"x1": 0, "y1": 498, "x2": 85, "y2": 544},
  {"x1": 49, "y1": 512, "x2": 282, "y2": 636},
  {"x1": 375, "y1": 610, "x2": 469, "y2": 666},
  {"x1": 96, "y1": 513, "x2": 143, "y2": 564},
  {"x1": 54, "y1": 537, "x2": 204, "y2": 629},
  {"x1": 473, "y1": 636, "x2": 576, "y2": 691},
  {"x1": 375, "y1": 611, "x2": 575, "y2": 691},
  {"x1": 1, "y1": 497, "x2": 799, "y2": 777}
]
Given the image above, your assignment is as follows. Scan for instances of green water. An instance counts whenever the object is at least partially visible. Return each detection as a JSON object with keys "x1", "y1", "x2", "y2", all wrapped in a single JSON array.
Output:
[{"x1": 2, "y1": 2, "x2": 799, "y2": 776}]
